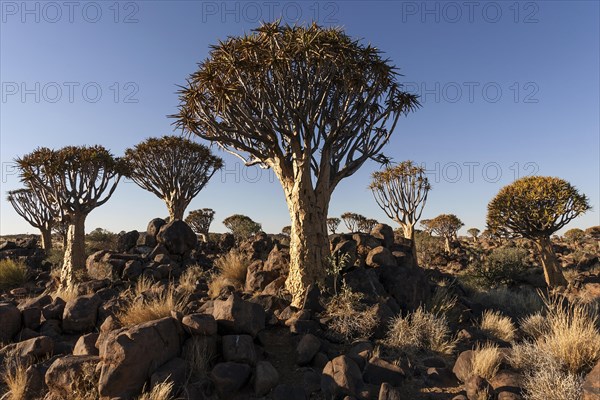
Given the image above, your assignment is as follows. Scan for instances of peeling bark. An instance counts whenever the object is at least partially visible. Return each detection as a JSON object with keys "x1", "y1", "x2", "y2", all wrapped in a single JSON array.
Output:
[
  {"x1": 60, "y1": 212, "x2": 87, "y2": 289},
  {"x1": 40, "y1": 228, "x2": 52, "y2": 252},
  {"x1": 535, "y1": 236, "x2": 567, "y2": 288}
]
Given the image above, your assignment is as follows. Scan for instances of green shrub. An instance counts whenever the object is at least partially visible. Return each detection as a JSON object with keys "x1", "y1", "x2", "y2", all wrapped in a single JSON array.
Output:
[
  {"x1": 470, "y1": 246, "x2": 530, "y2": 287},
  {"x1": 414, "y1": 231, "x2": 445, "y2": 267},
  {"x1": 0, "y1": 259, "x2": 28, "y2": 290}
]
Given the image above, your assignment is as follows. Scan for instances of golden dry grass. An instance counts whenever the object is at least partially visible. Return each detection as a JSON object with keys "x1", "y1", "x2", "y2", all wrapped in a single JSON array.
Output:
[
  {"x1": 179, "y1": 264, "x2": 205, "y2": 294},
  {"x1": 137, "y1": 382, "x2": 175, "y2": 400},
  {"x1": 385, "y1": 307, "x2": 456, "y2": 355},
  {"x1": 519, "y1": 312, "x2": 550, "y2": 340},
  {"x1": 214, "y1": 249, "x2": 249, "y2": 283},
  {"x1": 117, "y1": 280, "x2": 187, "y2": 327},
  {"x1": 470, "y1": 342, "x2": 502, "y2": 380},
  {"x1": 322, "y1": 284, "x2": 379, "y2": 342},
  {"x1": 3, "y1": 359, "x2": 27, "y2": 400},
  {"x1": 0, "y1": 259, "x2": 28, "y2": 291},
  {"x1": 479, "y1": 310, "x2": 516, "y2": 342},
  {"x1": 53, "y1": 283, "x2": 82, "y2": 302},
  {"x1": 184, "y1": 336, "x2": 215, "y2": 381},
  {"x1": 541, "y1": 295, "x2": 600, "y2": 374}
]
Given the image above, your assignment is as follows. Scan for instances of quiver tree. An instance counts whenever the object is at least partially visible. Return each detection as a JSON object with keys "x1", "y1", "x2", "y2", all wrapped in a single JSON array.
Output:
[
  {"x1": 6, "y1": 188, "x2": 57, "y2": 251},
  {"x1": 369, "y1": 160, "x2": 431, "y2": 259},
  {"x1": 420, "y1": 219, "x2": 433, "y2": 235},
  {"x1": 173, "y1": 22, "x2": 419, "y2": 306},
  {"x1": 17, "y1": 146, "x2": 124, "y2": 288},
  {"x1": 124, "y1": 136, "x2": 223, "y2": 221},
  {"x1": 327, "y1": 217, "x2": 341, "y2": 235},
  {"x1": 563, "y1": 228, "x2": 584, "y2": 244},
  {"x1": 487, "y1": 176, "x2": 590, "y2": 288},
  {"x1": 223, "y1": 214, "x2": 262, "y2": 241},
  {"x1": 341, "y1": 212, "x2": 364, "y2": 233},
  {"x1": 185, "y1": 208, "x2": 216, "y2": 241},
  {"x1": 429, "y1": 214, "x2": 464, "y2": 253},
  {"x1": 358, "y1": 218, "x2": 378, "y2": 234},
  {"x1": 467, "y1": 228, "x2": 480, "y2": 243}
]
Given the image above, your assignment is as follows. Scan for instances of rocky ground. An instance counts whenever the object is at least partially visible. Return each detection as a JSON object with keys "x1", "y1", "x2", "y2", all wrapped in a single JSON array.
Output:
[{"x1": 1, "y1": 218, "x2": 599, "y2": 400}]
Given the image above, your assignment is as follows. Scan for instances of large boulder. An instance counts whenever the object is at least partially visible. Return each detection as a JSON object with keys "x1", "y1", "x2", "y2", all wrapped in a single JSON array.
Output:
[
  {"x1": 376, "y1": 262, "x2": 430, "y2": 311},
  {"x1": 583, "y1": 359, "x2": 600, "y2": 400},
  {"x1": 0, "y1": 302, "x2": 21, "y2": 342},
  {"x1": 370, "y1": 224, "x2": 394, "y2": 248},
  {"x1": 45, "y1": 355, "x2": 100, "y2": 399},
  {"x1": 210, "y1": 362, "x2": 252, "y2": 397},
  {"x1": 62, "y1": 294, "x2": 102, "y2": 333},
  {"x1": 98, "y1": 317, "x2": 181, "y2": 399},
  {"x1": 86, "y1": 251, "x2": 124, "y2": 280},
  {"x1": 222, "y1": 334, "x2": 257, "y2": 365},
  {"x1": 212, "y1": 293, "x2": 266, "y2": 337},
  {"x1": 117, "y1": 230, "x2": 139, "y2": 252},
  {"x1": 453, "y1": 350, "x2": 474, "y2": 383},
  {"x1": 0, "y1": 336, "x2": 54, "y2": 364},
  {"x1": 363, "y1": 356, "x2": 405, "y2": 387},
  {"x1": 157, "y1": 220, "x2": 197, "y2": 255},
  {"x1": 255, "y1": 360, "x2": 279, "y2": 396},
  {"x1": 181, "y1": 313, "x2": 217, "y2": 336},
  {"x1": 321, "y1": 355, "x2": 364, "y2": 398},
  {"x1": 366, "y1": 246, "x2": 396, "y2": 268}
]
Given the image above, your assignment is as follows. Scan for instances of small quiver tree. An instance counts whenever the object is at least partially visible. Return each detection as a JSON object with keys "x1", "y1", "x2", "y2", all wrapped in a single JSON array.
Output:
[
  {"x1": 185, "y1": 208, "x2": 216, "y2": 242},
  {"x1": 487, "y1": 176, "x2": 590, "y2": 288},
  {"x1": 467, "y1": 228, "x2": 481, "y2": 243},
  {"x1": 124, "y1": 136, "x2": 223, "y2": 221},
  {"x1": 6, "y1": 188, "x2": 56, "y2": 251},
  {"x1": 327, "y1": 217, "x2": 341, "y2": 235},
  {"x1": 223, "y1": 214, "x2": 262, "y2": 241},
  {"x1": 429, "y1": 214, "x2": 464, "y2": 253}
]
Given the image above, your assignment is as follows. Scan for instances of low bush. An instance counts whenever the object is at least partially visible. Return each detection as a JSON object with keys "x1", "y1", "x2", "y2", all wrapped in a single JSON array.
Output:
[
  {"x1": 322, "y1": 284, "x2": 379, "y2": 342},
  {"x1": 479, "y1": 310, "x2": 516, "y2": 342},
  {"x1": 0, "y1": 259, "x2": 28, "y2": 291},
  {"x1": 118, "y1": 279, "x2": 187, "y2": 327},
  {"x1": 469, "y1": 246, "x2": 530, "y2": 288},
  {"x1": 470, "y1": 342, "x2": 502, "y2": 380}
]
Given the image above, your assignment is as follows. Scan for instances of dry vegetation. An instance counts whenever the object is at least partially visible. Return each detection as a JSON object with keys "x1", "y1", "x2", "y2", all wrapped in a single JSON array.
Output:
[
  {"x1": 3, "y1": 358, "x2": 28, "y2": 400},
  {"x1": 479, "y1": 310, "x2": 516, "y2": 342},
  {"x1": 208, "y1": 250, "x2": 250, "y2": 298},
  {"x1": 117, "y1": 278, "x2": 187, "y2": 327},
  {"x1": 385, "y1": 307, "x2": 456, "y2": 355},
  {"x1": 0, "y1": 259, "x2": 28, "y2": 290},
  {"x1": 137, "y1": 382, "x2": 175, "y2": 400},
  {"x1": 469, "y1": 342, "x2": 502, "y2": 380},
  {"x1": 322, "y1": 284, "x2": 379, "y2": 342}
]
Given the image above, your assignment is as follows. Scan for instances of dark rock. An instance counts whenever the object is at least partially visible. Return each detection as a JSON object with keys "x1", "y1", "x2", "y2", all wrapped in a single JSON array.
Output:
[
  {"x1": 465, "y1": 375, "x2": 494, "y2": 400},
  {"x1": 222, "y1": 334, "x2": 257, "y2": 365},
  {"x1": 150, "y1": 357, "x2": 187, "y2": 395},
  {"x1": 332, "y1": 240, "x2": 358, "y2": 270},
  {"x1": 376, "y1": 263, "x2": 430, "y2": 311},
  {"x1": 117, "y1": 230, "x2": 139, "y2": 252},
  {"x1": 363, "y1": 356, "x2": 405, "y2": 386},
  {"x1": 147, "y1": 218, "x2": 166, "y2": 239},
  {"x1": 122, "y1": 260, "x2": 143, "y2": 280},
  {"x1": 182, "y1": 313, "x2": 217, "y2": 336},
  {"x1": 366, "y1": 246, "x2": 396, "y2": 268},
  {"x1": 210, "y1": 362, "x2": 252, "y2": 397},
  {"x1": 0, "y1": 303, "x2": 22, "y2": 342},
  {"x1": 45, "y1": 355, "x2": 99, "y2": 399},
  {"x1": 322, "y1": 355, "x2": 364, "y2": 398},
  {"x1": 378, "y1": 382, "x2": 402, "y2": 400},
  {"x1": 371, "y1": 224, "x2": 395, "y2": 248},
  {"x1": 296, "y1": 333, "x2": 321, "y2": 365},
  {"x1": 98, "y1": 317, "x2": 181, "y2": 399},
  {"x1": 254, "y1": 360, "x2": 280, "y2": 396},
  {"x1": 273, "y1": 384, "x2": 306, "y2": 400},
  {"x1": 212, "y1": 293, "x2": 265, "y2": 337},
  {"x1": 73, "y1": 333, "x2": 99, "y2": 356},
  {"x1": 583, "y1": 359, "x2": 600, "y2": 400},
  {"x1": 453, "y1": 350, "x2": 474, "y2": 383},
  {"x1": 157, "y1": 220, "x2": 197, "y2": 255},
  {"x1": 302, "y1": 284, "x2": 324, "y2": 312},
  {"x1": 0, "y1": 336, "x2": 54, "y2": 364},
  {"x1": 62, "y1": 294, "x2": 101, "y2": 333}
]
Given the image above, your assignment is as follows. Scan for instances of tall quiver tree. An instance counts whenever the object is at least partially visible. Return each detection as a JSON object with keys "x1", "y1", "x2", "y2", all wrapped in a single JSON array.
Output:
[
  {"x1": 17, "y1": 146, "x2": 124, "y2": 288},
  {"x1": 185, "y1": 208, "x2": 215, "y2": 241},
  {"x1": 7, "y1": 188, "x2": 56, "y2": 251},
  {"x1": 124, "y1": 136, "x2": 223, "y2": 221},
  {"x1": 369, "y1": 160, "x2": 431, "y2": 261},
  {"x1": 487, "y1": 176, "x2": 590, "y2": 288},
  {"x1": 173, "y1": 22, "x2": 419, "y2": 306}
]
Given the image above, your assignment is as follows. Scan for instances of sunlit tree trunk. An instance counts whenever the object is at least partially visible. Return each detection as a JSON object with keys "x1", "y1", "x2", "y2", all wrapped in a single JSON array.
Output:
[
  {"x1": 280, "y1": 169, "x2": 331, "y2": 308},
  {"x1": 534, "y1": 236, "x2": 567, "y2": 288},
  {"x1": 166, "y1": 198, "x2": 188, "y2": 221},
  {"x1": 40, "y1": 228, "x2": 52, "y2": 252},
  {"x1": 401, "y1": 223, "x2": 418, "y2": 265},
  {"x1": 444, "y1": 236, "x2": 451, "y2": 253},
  {"x1": 60, "y1": 212, "x2": 87, "y2": 289}
]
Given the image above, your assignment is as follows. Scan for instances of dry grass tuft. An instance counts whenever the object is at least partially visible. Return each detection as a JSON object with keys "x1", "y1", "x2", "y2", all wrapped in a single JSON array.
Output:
[
  {"x1": 385, "y1": 307, "x2": 456, "y2": 355},
  {"x1": 3, "y1": 358, "x2": 28, "y2": 400},
  {"x1": 426, "y1": 286, "x2": 458, "y2": 317},
  {"x1": 184, "y1": 336, "x2": 215, "y2": 381},
  {"x1": 471, "y1": 286, "x2": 544, "y2": 318},
  {"x1": 214, "y1": 249, "x2": 249, "y2": 283},
  {"x1": 53, "y1": 283, "x2": 82, "y2": 302},
  {"x1": 541, "y1": 295, "x2": 600, "y2": 374},
  {"x1": 0, "y1": 259, "x2": 28, "y2": 291},
  {"x1": 519, "y1": 312, "x2": 550, "y2": 340},
  {"x1": 137, "y1": 381, "x2": 175, "y2": 400},
  {"x1": 179, "y1": 265, "x2": 205, "y2": 294},
  {"x1": 117, "y1": 279, "x2": 187, "y2": 327},
  {"x1": 470, "y1": 342, "x2": 502, "y2": 380},
  {"x1": 322, "y1": 284, "x2": 379, "y2": 342},
  {"x1": 479, "y1": 310, "x2": 516, "y2": 342}
]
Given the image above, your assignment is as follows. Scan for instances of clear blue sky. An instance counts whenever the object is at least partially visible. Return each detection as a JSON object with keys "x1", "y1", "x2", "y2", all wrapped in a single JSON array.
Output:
[{"x1": 1, "y1": 1, "x2": 599, "y2": 236}]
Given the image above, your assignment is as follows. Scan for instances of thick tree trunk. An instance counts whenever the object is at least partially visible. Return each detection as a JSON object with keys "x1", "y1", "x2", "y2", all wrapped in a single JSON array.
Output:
[
  {"x1": 60, "y1": 212, "x2": 87, "y2": 289},
  {"x1": 166, "y1": 198, "x2": 187, "y2": 221},
  {"x1": 535, "y1": 236, "x2": 567, "y2": 288},
  {"x1": 283, "y1": 181, "x2": 331, "y2": 308},
  {"x1": 40, "y1": 228, "x2": 52, "y2": 252},
  {"x1": 401, "y1": 224, "x2": 418, "y2": 266},
  {"x1": 444, "y1": 236, "x2": 451, "y2": 253}
]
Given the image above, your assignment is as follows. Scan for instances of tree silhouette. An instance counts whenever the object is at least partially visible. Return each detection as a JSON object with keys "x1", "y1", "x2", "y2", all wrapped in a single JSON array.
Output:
[
  {"x1": 185, "y1": 208, "x2": 216, "y2": 241},
  {"x1": 17, "y1": 146, "x2": 124, "y2": 288},
  {"x1": 124, "y1": 136, "x2": 223, "y2": 221},
  {"x1": 326, "y1": 217, "x2": 341, "y2": 235},
  {"x1": 6, "y1": 188, "x2": 56, "y2": 251},
  {"x1": 467, "y1": 228, "x2": 481, "y2": 243},
  {"x1": 429, "y1": 214, "x2": 464, "y2": 253},
  {"x1": 487, "y1": 176, "x2": 589, "y2": 287},
  {"x1": 173, "y1": 22, "x2": 419, "y2": 306},
  {"x1": 370, "y1": 160, "x2": 431, "y2": 259}
]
